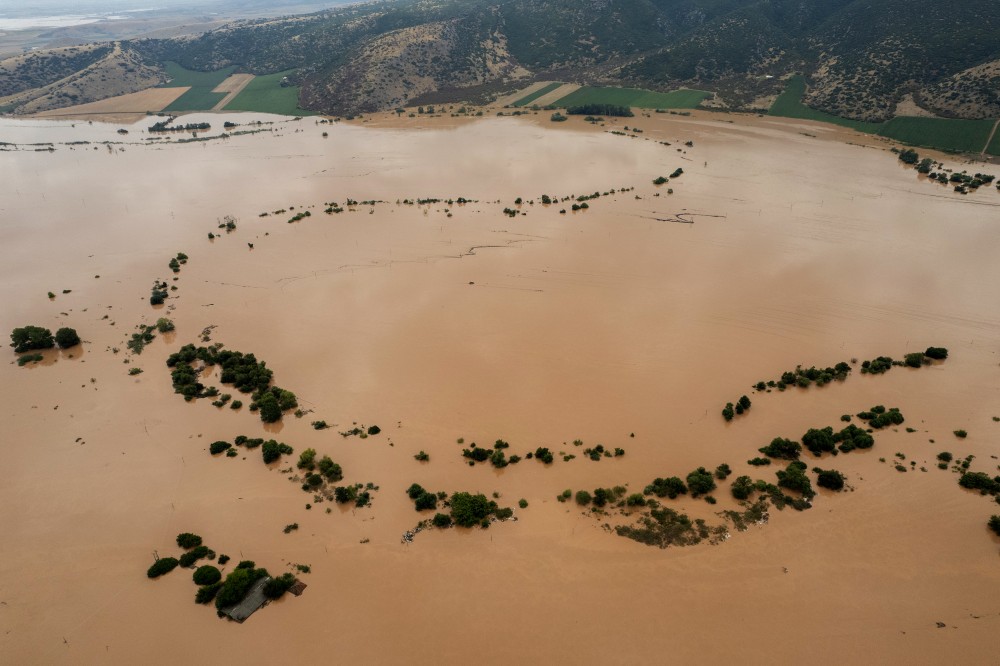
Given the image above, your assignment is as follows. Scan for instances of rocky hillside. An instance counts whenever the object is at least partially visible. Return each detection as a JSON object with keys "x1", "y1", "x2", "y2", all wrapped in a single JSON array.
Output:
[{"x1": 0, "y1": 0, "x2": 997, "y2": 120}]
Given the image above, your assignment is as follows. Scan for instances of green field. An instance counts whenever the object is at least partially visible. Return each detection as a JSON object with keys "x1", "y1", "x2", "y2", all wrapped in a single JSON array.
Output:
[
  {"x1": 988, "y1": 122, "x2": 1000, "y2": 156},
  {"x1": 770, "y1": 75, "x2": 999, "y2": 154},
  {"x1": 160, "y1": 62, "x2": 235, "y2": 112},
  {"x1": 768, "y1": 76, "x2": 882, "y2": 133},
  {"x1": 222, "y1": 71, "x2": 314, "y2": 116},
  {"x1": 876, "y1": 117, "x2": 996, "y2": 154},
  {"x1": 553, "y1": 86, "x2": 710, "y2": 110},
  {"x1": 511, "y1": 82, "x2": 564, "y2": 107}
]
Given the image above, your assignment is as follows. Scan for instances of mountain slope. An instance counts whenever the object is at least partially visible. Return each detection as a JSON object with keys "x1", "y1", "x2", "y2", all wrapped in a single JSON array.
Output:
[{"x1": 0, "y1": 0, "x2": 997, "y2": 123}]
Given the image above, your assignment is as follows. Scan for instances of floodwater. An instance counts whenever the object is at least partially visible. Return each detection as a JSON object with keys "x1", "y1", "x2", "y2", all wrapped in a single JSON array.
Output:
[{"x1": 1, "y1": 109, "x2": 999, "y2": 664}]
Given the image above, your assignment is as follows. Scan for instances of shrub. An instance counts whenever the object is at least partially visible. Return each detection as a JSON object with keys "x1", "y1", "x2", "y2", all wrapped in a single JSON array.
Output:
[
  {"x1": 958, "y1": 472, "x2": 1000, "y2": 494},
  {"x1": 815, "y1": 468, "x2": 845, "y2": 491},
  {"x1": 731, "y1": 475, "x2": 755, "y2": 500},
  {"x1": 518, "y1": 498, "x2": 528, "y2": 508},
  {"x1": 954, "y1": 430, "x2": 968, "y2": 438},
  {"x1": 193, "y1": 565, "x2": 222, "y2": 585},
  {"x1": 989, "y1": 516, "x2": 1000, "y2": 537},
  {"x1": 534, "y1": 447, "x2": 554, "y2": 464},
  {"x1": 937, "y1": 451, "x2": 953, "y2": 463},
  {"x1": 195, "y1": 582, "x2": 223, "y2": 604},
  {"x1": 54, "y1": 327, "x2": 81, "y2": 348},
  {"x1": 924, "y1": 347, "x2": 948, "y2": 360},
  {"x1": 715, "y1": 463, "x2": 732, "y2": 480},
  {"x1": 10, "y1": 326, "x2": 54, "y2": 352},
  {"x1": 176, "y1": 533, "x2": 203, "y2": 549},
  {"x1": 759, "y1": 437, "x2": 801, "y2": 459},
  {"x1": 218, "y1": 555, "x2": 230, "y2": 565},
  {"x1": 215, "y1": 567, "x2": 255, "y2": 609},
  {"x1": 367, "y1": 425, "x2": 381, "y2": 435},
  {"x1": 802, "y1": 427, "x2": 835, "y2": 456},
  {"x1": 262, "y1": 440, "x2": 292, "y2": 464},
  {"x1": 450, "y1": 492, "x2": 494, "y2": 527},
  {"x1": 17, "y1": 354, "x2": 43, "y2": 366},
  {"x1": 209, "y1": 440, "x2": 231, "y2": 455},
  {"x1": 230, "y1": 400, "x2": 242, "y2": 409},
  {"x1": 147, "y1": 557, "x2": 179, "y2": 578},
  {"x1": 626, "y1": 493, "x2": 647, "y2": 507},
  {"x1": 686, "y1": 467, "x2": 716, "y2": 496},
  {"x1": 334, "y1": 486, "x2": 357, "y2": 503},
  {"x1": 318, "y1": 456, "x2": 342, "y2": 481},
  {"x1": 777, "y1": 462, "x2": 814, "y2": 498},
  {"x1": 722, "y1": 403, "x2": 734, "y2": 421},
  {"x1": 414, "y1": 492, "x2": 437, "y2": 511},
  {"x1": 432, "y1": 513, "x2": 452, "y2": 527},
  {"x1": 297, "y1": 448, "x2": 317, "y2": 470},
  {"x1": 747, "y1": 457, "x2": 771, "y2": 466},
  {"x1": 644, "y1": 476, "x2": 687, "y2": 499},
  {"x1": 179, "y1": 545, "x2": 209, "y2": 567},
  {"x1": 834, "y1": 424, "x2": 874, "y2": 452},
  {"x1": 575, "y1": 490, "x2": 592, "y2": 505},
  {"x1": 283, "y1": 523, "x2": 299, "y2": 534},
  {"x1": 264, "y1": 573, "x2": 296, "y2": 599},
  {"x1": 414, "y1": 450, "x2": 430, "y2": 461}
]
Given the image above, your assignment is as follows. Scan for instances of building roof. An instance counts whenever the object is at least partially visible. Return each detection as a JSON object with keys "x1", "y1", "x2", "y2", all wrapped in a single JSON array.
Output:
[{"x1": 220, "y1": 576, "x2": 270, "y2": 623}]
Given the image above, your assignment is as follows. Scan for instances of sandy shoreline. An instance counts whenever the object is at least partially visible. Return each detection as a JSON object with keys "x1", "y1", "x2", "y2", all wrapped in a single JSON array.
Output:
[{"x1": 1, "y1": 107, "x2": 999, "y2": 664}]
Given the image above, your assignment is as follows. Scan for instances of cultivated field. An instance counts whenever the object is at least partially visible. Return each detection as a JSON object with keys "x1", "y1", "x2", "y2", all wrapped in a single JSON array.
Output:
[
  {"x1": 223, "y1": 71, "x2": 313, "y2": 116},
  {"x1": 211, "y1": 73, "x2": 256, "y2": 111},
  {"x1": 511, "y1": 81, "x2": 563, "y2": 106},
  {"x1": 877, "y1": 117, "x2": 996, "y2": 154},
  {"x1": 553, "y1": 85, "x2": 710, "y2": 110},
  {"x1": 31, "y1": 87, "x2": 188, "y2": 120},
  {"x1": 768, "y1": 76, "x2": 881, "y2": 132},
  {"x1": 771, "y1": 75, "x2": 1000, "y2": 154},
  {"x1": 160, "y1": 62, "x2": 236, "y2": 112},
  {"x1": 987, "y1": 121, "x2": 1000, "y2": 156}
]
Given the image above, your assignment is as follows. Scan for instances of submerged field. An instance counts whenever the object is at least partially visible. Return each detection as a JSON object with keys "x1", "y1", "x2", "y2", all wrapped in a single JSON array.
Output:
[{"x1": 1, "y1": 109, "x2": 999, "y2": 663}]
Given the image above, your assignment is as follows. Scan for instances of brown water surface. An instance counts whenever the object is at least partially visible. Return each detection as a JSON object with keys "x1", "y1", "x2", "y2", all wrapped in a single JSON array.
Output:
[{"x1": 1, "y1": 110, "x2": 998, "y2": 664}]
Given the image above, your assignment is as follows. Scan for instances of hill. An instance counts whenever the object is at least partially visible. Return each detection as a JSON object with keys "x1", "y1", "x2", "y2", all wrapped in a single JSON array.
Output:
[{"x1": 0, "y1": 0, "x2": 997, "y2": 126}]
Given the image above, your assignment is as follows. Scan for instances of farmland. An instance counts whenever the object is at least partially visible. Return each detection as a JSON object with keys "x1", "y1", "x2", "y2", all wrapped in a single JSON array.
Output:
[
  {"x1": 511, "y1": 82, "x2": 563, "y2": 107},
  {"x1": 553, "y1": 86, "x2": 710, "y2": 110},
  {"x1": 771, "y1": 75, "x2": 1000, "y2": 154},
  {"x1": 222, "y1": 71, "x2": 313, "y2": 116},
  {"x1": 988, "y1": 122, "x2": 1000, "y2": 156},
  {"x1": 768, "y1": 76, "x2": 881, "y2": 133},
  {"x1": 160, "y1": 62, "x2": 235, "y2": 112},
  {"x1": 876, "y1": 117, "x2": 996, "y2": 154}
]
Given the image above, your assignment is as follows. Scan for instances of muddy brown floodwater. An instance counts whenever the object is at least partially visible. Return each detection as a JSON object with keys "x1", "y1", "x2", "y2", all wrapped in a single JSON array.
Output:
[{"x1": 1, "y1": 109, "x2": 999, "y2": 664}]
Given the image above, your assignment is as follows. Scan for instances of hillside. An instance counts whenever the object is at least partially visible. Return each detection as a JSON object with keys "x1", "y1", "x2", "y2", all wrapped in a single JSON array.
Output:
[{"x1": 0, "y1": 0, "x2": 997, "y2": 123}]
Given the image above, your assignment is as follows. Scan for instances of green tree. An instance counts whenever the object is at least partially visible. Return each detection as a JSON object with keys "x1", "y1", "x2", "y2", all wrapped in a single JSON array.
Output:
[
  {"x1": 686, "y1": 467, "x2": 716, "y2": 496},
  {"x1": 730, "y1": 475, "x2": 754, "y2": 500},
  {"x1": 147, "y1": 557, "x2": 179, "y2": 578},
  {"x1": 257, "y1": 392, "x2": 282, "y2": 423},
  {"x1": 10, "y1": 326, "x2": 54, "y2": 353},
  {"x1": 54, "y1": 327, "x2": 81, "y2": 348},
  {"x1": 450, "y1": 492, "x2": 493, "y2": 526},
  {"x1": 193, "y1": 565, "x2": 222, "y2": 585},
  {"x1": 176, "y1": 533, "x2": 203, "y2": 548}
]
